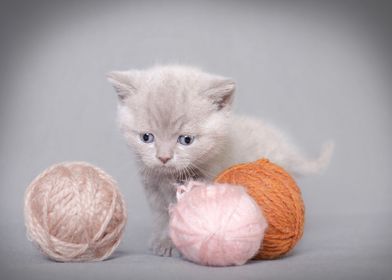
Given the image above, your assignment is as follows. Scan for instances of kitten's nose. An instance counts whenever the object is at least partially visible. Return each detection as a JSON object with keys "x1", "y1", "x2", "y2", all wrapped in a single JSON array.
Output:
[{"x1": 158, "y1": 156, "x2": 171, "y2": 164}]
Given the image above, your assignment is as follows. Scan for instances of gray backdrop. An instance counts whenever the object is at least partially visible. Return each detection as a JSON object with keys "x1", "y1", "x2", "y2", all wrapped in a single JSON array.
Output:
[{"x1": 0, "y1": 0, "x2": 391, "y2": 279}]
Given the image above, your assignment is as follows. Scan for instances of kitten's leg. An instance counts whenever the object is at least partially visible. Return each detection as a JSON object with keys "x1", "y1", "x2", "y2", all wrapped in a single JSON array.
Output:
[
  {"x1": 149, "y1": 208, "x2": 180, "y2": 257},
  {"x1": 143, "y1": 176, "x2": 180, "y2": 257}
]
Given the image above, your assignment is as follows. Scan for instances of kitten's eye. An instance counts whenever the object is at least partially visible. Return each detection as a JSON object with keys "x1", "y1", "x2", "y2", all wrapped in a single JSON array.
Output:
[
  {"x1": 140, "y1": 133, "x2": 154, "y2": 143},
  {"x1": 178, "y1": 135, "x2": 194, "y2": 145}
]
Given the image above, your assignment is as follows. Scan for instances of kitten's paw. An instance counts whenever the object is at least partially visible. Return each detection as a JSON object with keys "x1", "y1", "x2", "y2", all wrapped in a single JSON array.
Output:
[{"x1": 150, "y1": 237, "x2": 180, "y2": 257}]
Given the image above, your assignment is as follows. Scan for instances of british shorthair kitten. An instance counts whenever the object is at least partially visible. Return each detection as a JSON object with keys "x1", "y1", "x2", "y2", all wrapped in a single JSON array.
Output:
[{"x1": 107, "y1": 65, "x2": 333, "y2": 257}]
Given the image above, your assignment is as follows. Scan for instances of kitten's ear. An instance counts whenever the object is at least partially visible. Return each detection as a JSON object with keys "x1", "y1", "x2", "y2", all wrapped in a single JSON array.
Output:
[
  {"x1": 203, "y1": 78, "x2": 236, "y2": 110},
  {"x1": 106, "y1": 71, "x2": 138, "y2": 101}
]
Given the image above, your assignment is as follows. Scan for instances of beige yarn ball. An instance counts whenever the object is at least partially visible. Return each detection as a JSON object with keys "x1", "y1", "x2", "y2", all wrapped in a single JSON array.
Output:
[{"x1": 24, "y1": 162, "x2": 127, "y2": 262}]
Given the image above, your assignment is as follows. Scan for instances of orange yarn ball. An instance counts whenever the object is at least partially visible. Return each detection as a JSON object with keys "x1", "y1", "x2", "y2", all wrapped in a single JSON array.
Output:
[{"x1": 214, "y1": 158, "x2": 305, "y2": 259}]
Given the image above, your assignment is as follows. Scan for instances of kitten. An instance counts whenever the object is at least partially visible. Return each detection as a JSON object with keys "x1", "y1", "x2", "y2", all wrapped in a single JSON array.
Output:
[{"x1": 107, "y1": 65, "x2": 333, "y2": 257}]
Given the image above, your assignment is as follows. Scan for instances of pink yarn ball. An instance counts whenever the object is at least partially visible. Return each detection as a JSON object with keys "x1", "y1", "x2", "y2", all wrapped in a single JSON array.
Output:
[
  {"x1": 169, "y1": 181, "x2": 268, "y2": 266},
  {"x1": 24, "y1": 162, "x2": 127, "y2": 262}
]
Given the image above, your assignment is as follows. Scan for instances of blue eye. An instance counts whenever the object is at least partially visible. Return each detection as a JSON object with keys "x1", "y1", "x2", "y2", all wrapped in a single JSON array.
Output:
[
  {"x1": 178, "y1": 135, "x2": 194, "y2": 145},
  {"x1": 140, "y1": 133, "x2": 154, "y2": 143}
]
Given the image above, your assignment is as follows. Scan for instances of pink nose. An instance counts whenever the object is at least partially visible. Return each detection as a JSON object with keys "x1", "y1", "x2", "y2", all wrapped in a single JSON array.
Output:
[{"x1": 158, "y1": 156, "x2": 171, "y2": 164}]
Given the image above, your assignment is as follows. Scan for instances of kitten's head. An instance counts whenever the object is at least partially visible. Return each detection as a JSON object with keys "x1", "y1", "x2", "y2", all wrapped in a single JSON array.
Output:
[{"x1": 107, "y1": 65, "x2": 235, "y2": 174}]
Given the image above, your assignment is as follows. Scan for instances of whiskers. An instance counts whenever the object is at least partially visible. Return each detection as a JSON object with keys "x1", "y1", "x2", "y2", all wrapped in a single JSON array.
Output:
[
  {"x1": 176, "y1": 164, "x2": 199, "y2": 184},
  {"x1": 188, "y1": 162, "x2": 217, "y2": 180},
  {"x1": 174, "y1": 159, "x2": 217, "y2": 183},
  {"x1": 134, "y1": 156, "x2": 220, "y2": 187}
]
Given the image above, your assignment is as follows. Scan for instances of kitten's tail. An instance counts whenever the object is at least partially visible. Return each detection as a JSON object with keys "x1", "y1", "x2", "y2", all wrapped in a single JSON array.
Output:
[{"x1": 289, "y1": 141, "x2": 335, "y2": 177}]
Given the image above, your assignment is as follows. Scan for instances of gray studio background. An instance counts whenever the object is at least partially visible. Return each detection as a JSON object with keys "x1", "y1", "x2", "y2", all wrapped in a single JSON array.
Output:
[{"x1": 0, "y1": 1, "x2": 391, "y2": 279}]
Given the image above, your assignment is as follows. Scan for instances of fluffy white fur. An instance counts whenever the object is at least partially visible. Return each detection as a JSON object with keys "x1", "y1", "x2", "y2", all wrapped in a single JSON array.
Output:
[{"x1": 107, "y1": 65, "x2": 333, "y2": 257}]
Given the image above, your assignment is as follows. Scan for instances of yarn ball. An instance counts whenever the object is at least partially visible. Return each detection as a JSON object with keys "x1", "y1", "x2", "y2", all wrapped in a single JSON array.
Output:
[
  {"x1": 24, "y1": 162, "x2": 127, "y2": 262},
  {"x1": 169, "y1": 181, "x2": 268, "y2": 266},
  {"x1": 215, "y1": 158, "x2": 305, "y2": 259}
]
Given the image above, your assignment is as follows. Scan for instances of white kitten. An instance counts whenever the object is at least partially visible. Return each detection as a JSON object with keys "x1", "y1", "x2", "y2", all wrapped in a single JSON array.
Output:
[{"x1": 107, "y1": 65, "x2": 333, "y2": 257}]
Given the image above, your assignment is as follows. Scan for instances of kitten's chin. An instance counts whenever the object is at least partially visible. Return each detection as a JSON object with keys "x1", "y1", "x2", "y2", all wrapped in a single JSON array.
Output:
[
  {"x1": 145, "y1": 164, "x2": 194, "y2": 177},
  {"x1": 146, "y1": 164, "x2": 178, "y2": 174}
]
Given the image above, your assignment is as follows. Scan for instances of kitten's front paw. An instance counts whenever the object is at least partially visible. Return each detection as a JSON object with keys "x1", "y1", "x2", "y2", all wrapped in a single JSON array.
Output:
[{"x1": 150, "y1": 237, "x2": 180, "y2": 257}]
